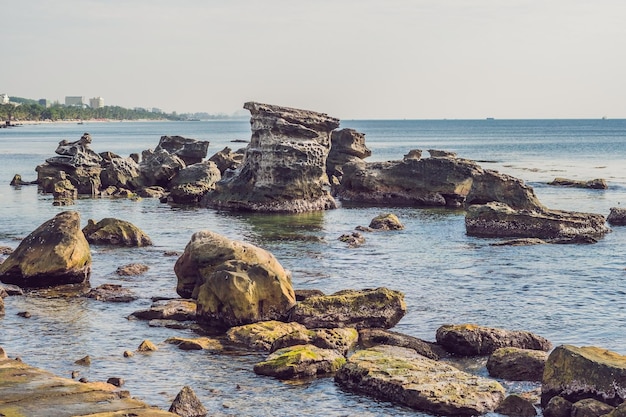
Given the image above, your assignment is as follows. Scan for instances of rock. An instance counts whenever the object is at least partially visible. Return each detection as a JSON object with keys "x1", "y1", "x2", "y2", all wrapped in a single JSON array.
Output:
[
  {"x1": 137, "y1": 185, "x2": 168, "y2": 199},
  {"x1": 358, "y1": 328, "x2": 442, "y2": 360},
  {"x1": 175, "y1": 231, "x2": 296, "y2": 328},
  {"x1": 571, "y1": 398, "x2": 614, "y2": 417},
  {"x1": 82, "y1": 217, "x2": 153, "y2": 246},
  {"x1": 491, "y1": 238, "x2": 548, "y2": 246},
  {"x1": 495, "y1": 394, "x2": 538, "y2": 417},
  {"x1": 270, "y1": 327, "x2": 359, "y2": 356},
  {"x1": 0, "y1": 211, "x2": 91, "y2": 288},
  {"x1": 130, "y1": 299, "x2": 197, "y2": 321},
  {"x1": 436, "y1": 324, "x2": 552, "y2": 356},
  {"x1": 294, "y1": 289, "x2": 325, "y2": 301},
  {"x1": 155, "y1": 135, "x2": 210, "y2": 166},
  {"x1": 74, "y1": 355, "x2": 91, "y2": 366},
  {"x1": 486, "y1": 347, "x2": 548, "y2": 381},
  {"x1": 544, "y1": 396, "x2": 573, "y2": 417},
  {"x1": 0, "y1": 246, "x2": 13, "y2": 255},
  {"x1": 116, "y1": 263, "x2": 149, "y2": 276},
  {"x1": 106, "y1": 377, "x2": 124, "y2": 387},
  {"x1": 208, "y1": 146, "x2": 245, "y2": 175},
  {"x1": 169, "y1": 385, "x2": 208, "y2": 417},
  {"x1": 168, "y1": 161, "x2": 221, "y2": 204},
  {"x1": 605, "y1": 403, "x2": 626, "y2": 417},
  {"x1": 465, "y1": 202, "x2": 609, "y2": 239},
  {"x1": 139, "y1": 149, "x2": 186, "y2": 187},
  {"x1": 335, "y1": 345, "x2": 505, "y2": 415},
  {"x1": 369, "y1": 213, "x2": 404, "y2": 230},
  {"x1": 86, "y1": 284, "x2": 137, "y2": 302},
  {"x1": 254, "y1": 344, "x2": 346, "y2": 380},
  {"x1": 202, "y1": 102, "x2": 340, "y2": 213},
  {"x1": 137, "y1": 339, "x2": 158, "y2": 352},
  {"x1": 100, "y1": 156, "x2": 142, "y2": 189},
  {"x1": 466, "y1": 169, "x2": 544, "y2": 211},
  {"x1": 0, "y1": 346, "x2": 7, "y2": 359},
  {"x1": 49, "y1": 133, "x2": 103, "y2": 168},
  {"x1": 428, "y1": 149, "x2": 457, "y2": 158},
  {"x1": 0, "y1": 283, "x2": 23, "y2": 296},
  {"x1": 226, "y1": 321, "x2": 308, "y2": 351},
  {"x1": 338, "y1": 232, "x2": 365, "y2": 247},
  {"x1": 123, "y1": 350, "x2": 134, "y2": 358},
  {"x1": 403, "y1": 149, "x2": 422, "y2": 160},
  {"x1": 17, "y1": 311, "x2": 31, "y2": 318},
  {"x1": 326, "y1": 128, "x2": 371, "y2": 181},
  {"x1": 548, "y1": 177, "x2": 608, "y2": 189},
  {"x1": 164, "y1": 337, "x2": 223, "y2": 352},
  {"x1": 52, "y1": 171, "x2": 78, "y2": 205},
  {"x1": 10, "y1": 174, "x2": 37, "y2": 186},
  {"x1": 608, "y1": 207, "x2": 626, "y2": 226},
  {"x1": 541, "y1": 345, "x2": 626, "y2": 407},
  {"x1": 290, "y1": 287, "x2": 406, "y2": 329},
  {"x1": 0, "y1": 297, "x2": 4, "y2": 316}
]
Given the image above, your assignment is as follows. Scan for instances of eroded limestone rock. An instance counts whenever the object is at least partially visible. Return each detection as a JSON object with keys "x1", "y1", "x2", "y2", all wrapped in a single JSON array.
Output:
[{"x1": 82, "y1": 218, "x2": 152, "y2": 247}]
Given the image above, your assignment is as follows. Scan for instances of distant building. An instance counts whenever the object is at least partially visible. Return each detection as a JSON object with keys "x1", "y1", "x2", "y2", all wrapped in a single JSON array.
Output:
[
  {"x1": 0, "y1": 94, "x2": 8, "y2": 104},
  {"x1": 152, "y1": 107, "x2": 163, "y2": 113},
  {"x1": 65, "y1": 96, "x2": 84, "y2": 106},
  {"x1": 38, "y1": 99, "x2": 51, "y2": 108},
  {"x1": 89, "y1": 97, "x2": 104, "y2": 109}
]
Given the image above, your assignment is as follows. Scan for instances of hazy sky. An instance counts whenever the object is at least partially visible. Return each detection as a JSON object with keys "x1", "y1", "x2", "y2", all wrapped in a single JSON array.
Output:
[{"x1": 5, "y1": 1, "x2": 626, "y2": 119}]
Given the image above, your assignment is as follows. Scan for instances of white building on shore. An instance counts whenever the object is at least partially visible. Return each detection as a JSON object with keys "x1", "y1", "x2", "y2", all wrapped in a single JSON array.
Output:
[
  {"x1": 65, "y1": 96, "x2": 85, "y2": 106},
  {"x1": 89, "y1": 97, "x2": 104, "y2": 108},
  {"x1": 0, "y1": 94, "x2": 9, "y2": 104}
]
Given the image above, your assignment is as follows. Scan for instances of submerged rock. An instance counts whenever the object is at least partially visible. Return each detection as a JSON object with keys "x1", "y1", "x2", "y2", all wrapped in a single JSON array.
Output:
[
  {"x1": 203, "y1": 102, "x2": 340, "y2": 213},
  {"x1": 130, "y1": 299, "x2": 197, "y2": 322},
  {"x1": 82, "y1": 218, "x2": 153, "y2": 247},
  {"x1": 165, "y1": 337, "x2": 223, "y2": 352},
  {"x1": 0, "y1": 211, "x2": 91, "y2": 288},
  {"x1": 548, "y1": 177, "x2": 608, "y2": 189},
  {"x1": 86, "y1": 284, "x2": 137, "y2": 302},
  {"x1": 335, "y1": 345, "x2": 505, "y2": 415}
]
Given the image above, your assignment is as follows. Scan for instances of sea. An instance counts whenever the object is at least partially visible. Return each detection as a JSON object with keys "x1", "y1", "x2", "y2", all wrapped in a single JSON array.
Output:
[{"x1": 0, "y1": 118, "x2": 625, "y2": 416}]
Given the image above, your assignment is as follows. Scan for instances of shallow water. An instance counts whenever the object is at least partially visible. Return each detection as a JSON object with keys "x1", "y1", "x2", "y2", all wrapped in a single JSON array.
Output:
[{"x1": 1, "y1": 119, "x2": 625, "y2": 415}]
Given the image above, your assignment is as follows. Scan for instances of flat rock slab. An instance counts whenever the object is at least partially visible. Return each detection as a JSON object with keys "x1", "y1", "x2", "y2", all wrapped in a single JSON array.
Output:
[{"x1": 0, "y1": 357, "x2": 176, "y2": 416}]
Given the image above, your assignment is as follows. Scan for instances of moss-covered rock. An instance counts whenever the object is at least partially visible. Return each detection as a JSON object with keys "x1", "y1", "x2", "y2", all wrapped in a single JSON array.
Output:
[
  {"x1": 290, "y1": 287, "x2": 406, "y2": 329},
  {"x1": 0, "y1": 211, "x2": 91, "y2": 288},
  {"x1": 359, "y1": 328, "x2": 442, "y2": 360},
  {"x1": 495, "y1": 394, "x2": 537, "y2": 417},
  {"x1": 436, "y1": 323, "x2": 552, "y2": 356},
  {"x1": 335, "y1": 345, "x2": 505, "y2": 415},
  {"x1": 270, "y1": 327, "x2": 359, "y2": 355},
  {"x1": 254, "y1": 344, "x2": 346, "y2": 379},
  {"x1": 82, "y1": 217, "x2": 152, "y2": 246},
  {"x1": 487, "y1": 347, "x2": 548, "y2": 381},
  {"x1": 226, "y1": 320, "x2": 307, "y2": 351},
  {"x1": 541, "y1": 345, "x2": 626, "y2": 407}
]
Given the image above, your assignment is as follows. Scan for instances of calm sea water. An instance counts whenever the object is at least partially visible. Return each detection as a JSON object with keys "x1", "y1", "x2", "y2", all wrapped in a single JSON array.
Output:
[{"x1": 1, "y1": 119, "x2": 625, "y2": 416}]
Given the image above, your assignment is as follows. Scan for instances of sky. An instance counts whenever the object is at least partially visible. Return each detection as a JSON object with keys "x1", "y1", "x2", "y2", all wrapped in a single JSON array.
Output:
[{"x1": 4, "y1": 0, "x2": 626, "y2": 119}]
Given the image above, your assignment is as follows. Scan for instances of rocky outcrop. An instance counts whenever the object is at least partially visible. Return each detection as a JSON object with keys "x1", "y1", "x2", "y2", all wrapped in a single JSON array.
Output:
[
  {"x1": 155, "y1": 135, "x2": 210, "y2": 166},
  {"x1": 226, "y1": 321, "x2": 307, "y2": 351},
  {"x1": 465, "y1": 202, "x2": 610, "y2": 239},
  {"x1": 358, "y1": 328, "x2": 442, "y2": 360},
  {"x1": 548, "y1": 177, "x2": 608, "y2": 189},
  {"x1": 0, "y1": 211, "x2": 91, "y2": 288},
  {"x1": 290, "y1": 287, "x2": 406, "y2": 329},
  {"x1": 335, "y1": 345, "x2": 506, "y2": 415},
  {"x1": 270, "y1": 327, "x2": 359, "y2": 356},
  {"x1": 541, "y1": 345, "x2": 626, "y2": 407},
  {"x1": 254, "y1": 344, "x2": 346, "y2": 379},
  {"x1": 436, "y1": 324, "x2": 552, "y2": 356},
  {"x1": 608, "y1": 207, "x2": 626, "y2": 226},
  {"x1": 139, "y1": 149, "x2": 186, "y2": 187},
  {"x1": 82, "y1": 218, "x2": 152, "y2": 246},
  {"x1": 208, "y1": 146, "x2": 244, "y2": 175},
  {"x1": 100, "y1": 155, "x2": 142, "y2": 189},
  {"x1": 486, "y1": 347, "x2": 548, "y2": 381},
  {"x1": 168, "y1": 161, "x2": 221, "y2": 204},
  {"x1": 202, "y1": 102, "x2": 340, "y2": 213},
  {"x1": 175, "y1": 231, "x2": 296, "y2": 328},
  {"x1": 327, "y1": 128, "x2": 371, "y2": 182}
]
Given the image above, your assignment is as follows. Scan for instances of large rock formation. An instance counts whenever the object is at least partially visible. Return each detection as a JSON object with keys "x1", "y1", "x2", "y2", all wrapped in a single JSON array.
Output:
[
  {"x1": 154, "y1": 135, "x2": 210, "y2": 166},
  {"x1": 335, "y1": 345, "x2": 506, "y2": 415},
  {"x1": 0, "y1": 211, "x2": 91, "y2": 288},
  {"x1": 174, "y1": 231, "x2": 296, "y2": 328},
  {"x1": 202, "y1": 102, "x2": 340, "y2": 213},
  {"x1": 168, "y1": 161, "x2": 221, "y2": 204},
  {"x1": 327, "y1": 128, "x2": 371, "y2": 182},
  {"x1": 465, "y1": 202, "x2": 610, "y2": 239}
]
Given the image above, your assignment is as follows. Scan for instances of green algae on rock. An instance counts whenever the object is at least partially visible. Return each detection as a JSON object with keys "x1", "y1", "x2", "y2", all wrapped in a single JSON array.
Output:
[{"x1": 254, "y1": 344, "x2": 346, "y2": 379}]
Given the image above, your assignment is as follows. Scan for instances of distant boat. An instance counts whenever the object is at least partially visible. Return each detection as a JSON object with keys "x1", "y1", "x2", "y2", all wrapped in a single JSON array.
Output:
[
  {"x1": 77, "y1": 120, "x2": 84, "y2": 125},
  {"x1": 486, "y1": 117, "x2": 495, "y2": 121}
]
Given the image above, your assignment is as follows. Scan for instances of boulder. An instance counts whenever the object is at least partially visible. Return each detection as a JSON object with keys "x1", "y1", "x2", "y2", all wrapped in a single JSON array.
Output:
[
  {"x1": 368, "y1": 213, "x2": 404, "y2": 230},
  {"x1": 541, "y1": 345, "x2": 626, "y2": 407},
  {"x1": 100, "y1": 156, "x2": 142, "y2": 189},
  {"x1": 86, "y1": 284, "x2": 137, "y2": 302},
  {"x1": 82, "y1": 218, "x2": 152, "y2": 247},
  {"x1": 174, "y1": 231, "x2": 296, "y2": 328},
  {"x1": 548, "y1": 177, "x2": 608, "y2": 189},
  {"x1": 208, "y1": 146, "x2": 244, "y2": 175},
  {"x1": 270, "y1": 327, "x2": 359, "y2": 355},
  {"x1": 130, "y1": 299, "x2": 197, "y2": 322},
  {"x1": 137, "y1": 186, "x2": 168, "y2": 199},
  {"x1": 137, "y1": 339, "x2": 158, "y2": 352},
  {"x1": 202, "y1": 102, "x2": 340, "y2": 213},
  {"x1": 139, "y1": 149, "x2": 186, "y2": 187},
  {"x1": 466, "y1": 169, "x2": 544, "y2": 211},
  {"x1": 116, "y1": 263, "x2": 149, "y2": 276},
  {"x1": 326, "y1": 128, "x2": 371, "y2": 181},
  {"x1": 428, "y1": 149, "x2": 457, "y2": 158},
  {"x1": 164, "y1": 337, "x2": 223, "y2": 352},
  {"x1": 168, "y1": 385, "x2": 207, "y2": 417},
  {"x1": 168, "y1": 161, "x2": 221, "y2": 204},
  {"x1": 52, "y1": 171, "x2": 77, "y2": 205},
  {"x1": 486, "y1": 347, "x2": 548, "y2": 381},
  {"x1": 571, "y1": 398, "x2": 614, "y2": 417},
  {"x1": 254, "y1": 344, "x2": 346, "y2": 380},
  {"x1": 544, "y1": 396, "x2": 573, "y2": 417},
  {"x1": 290, "y1": 287, "x2": 406, "y2": 329},
  {"x1": 335, "y1": 345, "x2": 505, "y2": 415},
  {"x1": 608, "y1": 207, "x2": 626, "y2": 226},
  {"x1": 226, "y1": 321, "x2": 307, "y2": 351},
  {"x1": 495, "y1": 394, "x2": 538, "y2": 417},
  {"x1": 436, "y1": 324, "x2": 552, "y2": 356},
  {"x1": 358, "y1": 328, "x2": 442, "y2": 360},
  {"x1": 0, "y1": 211, "x2": 91, "y2": 288},
  {"x1": 155, "y1": 135, "x2": 210, "y2": 166},
  {"x1": 465, "y1": 202, "x2": 609, "y2": 240},
  {"x1": 10, "y1": 174, "x2": 37, "y2": 186}
]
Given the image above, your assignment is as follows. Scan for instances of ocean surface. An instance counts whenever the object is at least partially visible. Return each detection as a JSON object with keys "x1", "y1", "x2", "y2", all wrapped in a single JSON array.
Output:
[{"x1": 1, "y1": 119, "x2": 625, "y2": 416}]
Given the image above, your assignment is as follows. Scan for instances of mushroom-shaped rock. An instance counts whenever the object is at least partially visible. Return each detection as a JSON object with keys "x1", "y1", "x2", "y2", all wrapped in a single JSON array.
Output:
[
  {"x1": 290, "y1": 287, "x2": 406, "y2": 329},
  {"x1": 436, "y1": 324, "x2": 552, "y2": 356},
  {"x1": 541, "y1": 345, "x2": 626, "y2": 407},
  {"x1": 0, "y1": 211, "x2": 91, "y2": 288},
  {"x1": 169, "y1": 385, "x2": 208, "y2": 417},
  {"x1": 335, "y1": 345, "x2": 505, "y2": 416},
  {"x1": 82, "y1": 218, "x2": 152, "y2": 247},
  {"x1": 174, "y1": 231, "x2": 296, "y2": 328},
  {"x1": 254, "y1": 344, "x2": 346, "y2": 380},
  {"x1": 486, "y1": 347, "x2": 548, "y2": 382},
  {"x1": 202, "y1": 102, "x2": 340, "y2": 213}
]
